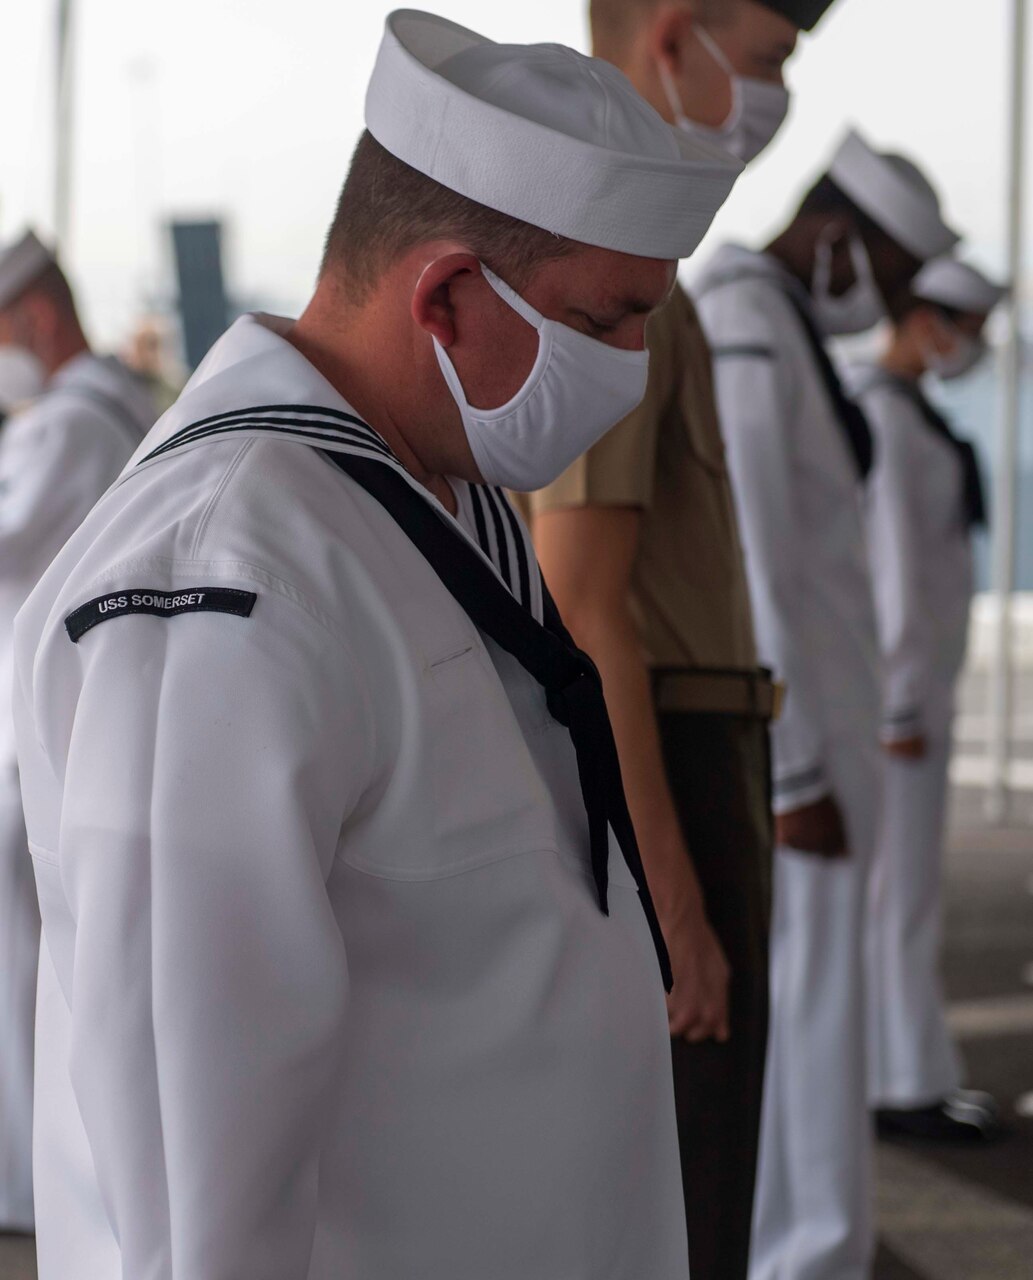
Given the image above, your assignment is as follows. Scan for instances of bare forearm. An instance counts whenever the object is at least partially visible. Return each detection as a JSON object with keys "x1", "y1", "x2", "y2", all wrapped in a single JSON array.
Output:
[
  {"x1": 535, "y1": 504, "x2": 728, "y2": 1037},
  {"x1": 565, "y1": 602, "x2": 706, "y2": 930}
]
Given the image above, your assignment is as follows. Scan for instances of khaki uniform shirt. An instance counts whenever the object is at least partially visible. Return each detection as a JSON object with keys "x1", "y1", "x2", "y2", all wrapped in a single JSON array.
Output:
[{"x1": 530, "y1": 285, "x2": 757, "y2": 671}]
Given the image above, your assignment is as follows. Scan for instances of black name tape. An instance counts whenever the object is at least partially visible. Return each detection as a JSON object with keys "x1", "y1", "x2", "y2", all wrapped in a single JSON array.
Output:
[{"x1": 65, "y1": 587, "x2": 258, "y2": 643}]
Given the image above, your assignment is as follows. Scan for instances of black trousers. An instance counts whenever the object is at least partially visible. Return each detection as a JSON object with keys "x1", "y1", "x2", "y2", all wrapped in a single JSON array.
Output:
[{"x1": 658, "y1": 708, "x2": 773, "y2": 1280}]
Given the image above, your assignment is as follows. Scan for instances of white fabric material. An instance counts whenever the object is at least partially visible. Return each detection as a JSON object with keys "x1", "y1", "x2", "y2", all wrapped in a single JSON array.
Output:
[
  {"x1": 828, "y1": 129, "x2": 959, "y2": 262},
  {"x1": 694, "y1": 246, "x2": 882, "y2": 814},
  {"x1": 0, "y1": 348, "x2": 45, "y2": 413},
  {"x1": 695, "y1": 245, "x2": 882, "y2": 1280},
  {"x1": 911, "y1": 257, "x2": 1007, "y2": 317},
  {"x1": 657, "y1": 29, "x2": 790, "y2": 164},
  {"x1": 16, "y1": 313, "x2": 689, "y2": 1280},
  {"x1": 853, "y1": 367, "x2": 973, "y2": 1105},
  {"x1": 435, "y1": 265, "x2": 649, "y2": 491},
  {"x1": 0, "y1": 351, "x2": 155, "y2": 1230},
  {"x1": 0, "y1": 230, "x2": 55, "y2": 312},
  {"x1": 811, "y1": 230, "x2": 885, "y2": 336},
  {"x1": 364, "y1": 9, "x2": 742, "y2": 260},
  {"x1": 926, "y1": 330, "x2": 987, "y2": 382},
  {"x1": 753, "y1": 732, "x2": 880, "y2": 1280},
  {"x1": 0, "y1": 783, "x2": 36, "y2": 1231},
  {"x1": 867, "y1": 731, "x2": 963, "y2": 1107},
  {"x1": 852, "y1": 368, "x2": 974, "y2": 740}
]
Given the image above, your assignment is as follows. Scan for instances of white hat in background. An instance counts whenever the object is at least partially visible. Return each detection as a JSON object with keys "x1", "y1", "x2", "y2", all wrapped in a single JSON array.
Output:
[
  {"x1": 0, "y1": 230, "x2": 57, "y2": 312},
  {"x1": 0, "y1": 346, "x2": 45, "y2": 414},
  {"x1": 828, "y1": 128, "x2": 960, "y2": 262},
  {"x1": 911, "y1": 257, "x2": 1008, "y2": 316},
  {"x1": 364, "y1": 9, "x2": 743, "y2": 261}
]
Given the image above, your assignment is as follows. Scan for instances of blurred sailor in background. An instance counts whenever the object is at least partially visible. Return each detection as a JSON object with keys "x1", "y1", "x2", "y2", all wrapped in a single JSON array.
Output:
[
  {"x1": 530, "y1": 2, "x2": 839, "y2": 1276},
  {"x1": 0, "y1": 230, "x2": 157, "y2": 1234},
  {"x1": 0, "y1": 347, "x2": 44, "y2": 430},
  {"x1": 694, "y1": 129, "x2": 958, "y2": 1280},
  {"x1": 851, "y1": 256, "x2": 1005, "y2": 1144},
  {"x1": 12, "y1": 11, "x2": 743, "y2": 1277}
]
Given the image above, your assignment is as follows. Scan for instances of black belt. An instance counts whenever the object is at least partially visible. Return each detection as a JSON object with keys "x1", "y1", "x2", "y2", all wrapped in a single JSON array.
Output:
[{"x1": 322, "y1": 450, "x2": 673, "y2": 992}]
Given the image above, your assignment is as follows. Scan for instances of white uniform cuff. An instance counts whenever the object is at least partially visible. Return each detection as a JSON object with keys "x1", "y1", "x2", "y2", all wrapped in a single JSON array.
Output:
[
  {"x1": 881, "y1": 706, "x2": 924, "y2": 742},
  {"x1": 772, "y1": 764, "x2": 829, "y2": 816}
]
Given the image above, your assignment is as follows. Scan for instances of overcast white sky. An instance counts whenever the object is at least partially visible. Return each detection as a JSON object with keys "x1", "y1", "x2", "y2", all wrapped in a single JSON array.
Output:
[{"x1": 0, "y1": 0, "x2": 1018, "y2": 345}]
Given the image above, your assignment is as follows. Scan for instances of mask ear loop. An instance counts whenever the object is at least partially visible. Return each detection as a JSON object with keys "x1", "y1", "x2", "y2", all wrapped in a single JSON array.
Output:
[
  {"x1": 923, "y1": 310, "x2": 967, "y2": 375},
  {"x1": 693, "y1": 24, "x2": 742, "y2": 132},
  {"x1": 479, "y1": 264, "x2": 546, "y2": 331},
  {"x1": 657, "y1": 60, "x2": 690, "y2": 129},
  {"x1": 431, "y1": 261, "x2": 552, "y2": 418},
  {"x1": 846, "y1": 234, "x2": 877, "y2": 293},
  {"x1": 938, "y1": 309, "x2": 963, "y2": 356},
  {"x1": 813, "y1": 226, "x2": 875, "y2": 301},
  {"x1": 812, "y1": 224, "x2": 838, "y2": 299}
]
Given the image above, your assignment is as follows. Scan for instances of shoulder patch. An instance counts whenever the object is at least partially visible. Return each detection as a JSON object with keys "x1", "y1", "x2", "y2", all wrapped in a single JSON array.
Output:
[{"x1": 65, "y1": 587, "x2": 257, "y2": 643}]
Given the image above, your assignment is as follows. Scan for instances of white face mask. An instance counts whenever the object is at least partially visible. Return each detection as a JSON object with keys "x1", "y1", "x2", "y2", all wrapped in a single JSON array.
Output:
[
  {"x1": 434, "y1": 265, "x2": 650, "y2": 493},
  {"x1": 658, "y1": 26, "x2": 790, "y2": 164},
  {"x1": 924, "y1": 317, "x2": 988, "y2": 382},
  {"x1": 0, "y1": 344, "x2": 46, "y2": 414},
  {"x1": 810, "y1": 228, "x2": 887, "y2": 336}
]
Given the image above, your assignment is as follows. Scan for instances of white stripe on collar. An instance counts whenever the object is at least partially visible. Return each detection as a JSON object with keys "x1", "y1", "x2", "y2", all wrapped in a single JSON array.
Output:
[{"x1": 128, "y1": 403, "x2": 544, "y2": 623}]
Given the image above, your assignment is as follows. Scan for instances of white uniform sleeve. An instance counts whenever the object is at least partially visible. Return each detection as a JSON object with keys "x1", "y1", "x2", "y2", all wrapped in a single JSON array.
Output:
[
  {"x1": 0, "y1": 405, "x2": 124, "y2": 577},
  {"x1": 49, "y1": 573, "x2": 377, "y2": 1277},
  {"x1": 865, "y1": 408, "x2": 930, "y2": 740},
  {"x1": 702, "y1": 300, "x2": 830, "y2": 814}
]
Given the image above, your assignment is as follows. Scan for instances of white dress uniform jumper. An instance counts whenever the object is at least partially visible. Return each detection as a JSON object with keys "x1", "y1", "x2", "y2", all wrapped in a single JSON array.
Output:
[
  {"x1": 15, "y1": 314, "x2": 687, "y2": 1280},
  {"x1": 0, "y1": 351, "x2": 154, "y2": 1231},
  {"x1": 14, "y1": 6, "x2": 746, "y2": 1269},
  {"x1": 852, "y1": 365, "x2": 985, "y2": 1107},
  {"x1": 695, "y1": 245, "x2": 883, "y2": 1280}
]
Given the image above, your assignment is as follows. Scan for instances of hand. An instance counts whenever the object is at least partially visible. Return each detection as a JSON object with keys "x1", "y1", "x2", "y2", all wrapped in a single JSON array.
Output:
[
  {"x1": 665, "y1": 909, "x2": 731, "y2": 1044},
  {"x1": 775, "y1": 794, "x2": 848, "y2": 859},
  {"x1": 883, "y1": 735, "x2": 927, "y2": 760}
]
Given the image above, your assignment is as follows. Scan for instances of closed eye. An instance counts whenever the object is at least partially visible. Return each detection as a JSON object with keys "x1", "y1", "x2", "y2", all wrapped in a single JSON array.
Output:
[{"x1": 577, "y1": 313, "x2": 621, "y2": 337}]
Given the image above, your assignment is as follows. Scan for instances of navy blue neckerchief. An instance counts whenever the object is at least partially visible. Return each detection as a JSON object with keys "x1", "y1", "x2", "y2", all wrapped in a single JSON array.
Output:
[
  {"x1": 136, "y1": 404, "x2": 673, "y2": 991},
  {"x1": 899, "y1": 382, "x2": 987, "y2": 529}
]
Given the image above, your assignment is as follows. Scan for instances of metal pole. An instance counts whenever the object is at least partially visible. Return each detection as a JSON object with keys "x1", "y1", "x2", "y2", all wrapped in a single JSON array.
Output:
[
  {"x1": 54, "y1": 0, "x2": 75, "y2": 250},
  {"x1": 988, "y1": 0, "x2": 1028, "y2": 823}
]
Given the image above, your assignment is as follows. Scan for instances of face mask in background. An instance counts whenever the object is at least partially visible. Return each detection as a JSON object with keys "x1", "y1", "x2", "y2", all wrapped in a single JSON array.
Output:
[
  {"x1": 810, "y1": 229, "x2": 887, "y2": 337},
  {"x1": 434, "y1": 265, "x2": 650, "y2": 493},
  {"x1": 0, "y1": 345, "x2": 46, "y2": 415},
  {"x1": 658, "y1": 25, "x2": 790, "y2": 164},
  {"x1": 925, "y1": 321, "x2": 987, "y2": 382}
]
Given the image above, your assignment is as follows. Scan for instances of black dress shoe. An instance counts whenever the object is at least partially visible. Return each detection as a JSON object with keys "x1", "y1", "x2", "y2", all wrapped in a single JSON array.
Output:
[{"x1": 875, "y1": 1090, "x2": 1004, "y2": 1143}]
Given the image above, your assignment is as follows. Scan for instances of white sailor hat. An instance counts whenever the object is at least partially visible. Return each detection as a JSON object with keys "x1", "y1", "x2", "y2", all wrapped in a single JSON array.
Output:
[
  {"x1": 364, "y1": 9, "x2": 743, "y2": 261},
  {"x1": 911, "y1": 256, "x2": 1007, "y2": 317},
  {"x1": 828, "y1": 129, "x2": 959, "y2": 262},
  {"x1": 0, "y1": 229, "x2": 56, "y2": 312}
]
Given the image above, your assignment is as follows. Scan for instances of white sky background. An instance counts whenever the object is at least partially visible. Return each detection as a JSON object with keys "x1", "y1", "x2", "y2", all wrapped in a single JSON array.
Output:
[{"x1": 0, "y1": 0, "x2": 1017, "y2": 346}]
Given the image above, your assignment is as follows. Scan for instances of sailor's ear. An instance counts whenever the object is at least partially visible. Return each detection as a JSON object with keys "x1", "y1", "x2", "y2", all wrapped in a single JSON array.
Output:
[
  {"x1": 411, "y1": 252, "x2": 482, "y2": 349},
  {"x1": 914, "y1": 305, "x2": 952, "y2": 353},
  {"x1": 819, "y1": 213, "x2": 852, "y2": 245},
  {"x1": 4, "y1": 290, "x2": 53, "y2": 360},
  {"x1": 648, "y1": 4, "x2": 696, "y2": 75}
]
